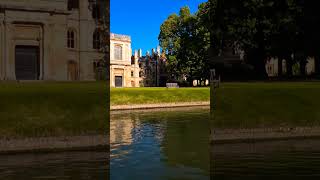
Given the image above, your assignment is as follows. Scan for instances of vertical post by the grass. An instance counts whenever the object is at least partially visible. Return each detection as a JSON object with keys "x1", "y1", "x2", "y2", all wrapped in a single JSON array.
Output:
[
  {"x1": 210, "y1": 69, "x2": 216, "y2": 112},
  {"x1": 210, "y1": 68, "x2": 219, "y2": 144},
  {"x1": 209, "y1": 69, "x2": 216, "y2": 179}
]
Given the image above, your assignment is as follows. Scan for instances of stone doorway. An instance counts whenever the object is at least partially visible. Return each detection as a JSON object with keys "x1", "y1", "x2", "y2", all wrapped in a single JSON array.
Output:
[
  {"x1": 67, "y1": 61, "x2": 78, "y2": 81},
  {"x1": 115, "y1": 76, "x2": 123, "y2": 87},
  {"x1": 15, "y1": 46, "x2": 40, "y2": 80}
]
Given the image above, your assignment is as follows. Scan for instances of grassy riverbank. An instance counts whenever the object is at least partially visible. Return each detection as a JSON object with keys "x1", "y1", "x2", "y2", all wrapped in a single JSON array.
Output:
[
  {"x1": 0, "y1": 82, "x2": 108, "y2": 138},
  {"x1": 213, "y1": 82, "x2": 320, "y2": 128},
  {"x1": 110, "y1": 87, "x2": 210, "y2": 105}
]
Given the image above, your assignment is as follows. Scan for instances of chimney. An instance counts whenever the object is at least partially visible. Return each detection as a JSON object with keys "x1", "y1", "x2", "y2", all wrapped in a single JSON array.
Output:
[
  {"x1": 157, "y1": 46, "x2": 161, "y2": 55},
  {"x1": 134, "y1": 50, "x2": 139, "y2": 66},
  {"x1": 134, "y1": 50, "x2": 138, "y2": 59},
  {"x1": 138, "y1": 49, "x2": 142, "y2": 58}
]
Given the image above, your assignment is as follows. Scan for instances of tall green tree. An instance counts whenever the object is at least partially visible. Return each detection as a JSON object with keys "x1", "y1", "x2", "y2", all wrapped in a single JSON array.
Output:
[
  {"x1": 159, "y1": 4, "x2": 210, "y2": 85},
  {"x1": 208, "y1": 0, "x2": 306, "y2": 79},
  {"x1": 159, "y1": 13, "x2": 180, "y2": 80}
]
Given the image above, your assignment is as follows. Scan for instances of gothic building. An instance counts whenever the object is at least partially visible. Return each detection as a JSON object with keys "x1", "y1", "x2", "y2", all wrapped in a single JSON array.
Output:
[
  {"x1": 0, "y1": 0, "x2": 104, "y2": 81},
  {"x1": 134, "y1": 47, "x2": 167, "y2": 87},
  {"x1": 265, "y1": 57, "x2": 316, "y2": 77}
]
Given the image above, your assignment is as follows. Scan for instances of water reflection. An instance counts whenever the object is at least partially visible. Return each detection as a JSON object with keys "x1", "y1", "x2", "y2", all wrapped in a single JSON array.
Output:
[
  {"x1": 0, "y1": 151, "x2": 108, "y2": 179},
  {"x1": 110, "y1": 107, "x2": 210, "y2": 180},
  {"x1": 212, "y1": 139, "x2": 320, "y2": 179}
]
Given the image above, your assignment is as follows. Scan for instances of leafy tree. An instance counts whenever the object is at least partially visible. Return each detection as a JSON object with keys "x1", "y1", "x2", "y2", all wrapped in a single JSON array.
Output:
[
  {"x1": 159, "y1": 14, "x2": 180, "y2": 81},
  {"x1": 208, "y1": 0, "x2": 307, "y2": 79},
  {"x1": 159, "y1": 4, "x2": 210, "y2": 86},
  {"x1": 164, "y1": 0, "x2": 319, "y2": 80},
  {"x1": 302, "y1": 1, "x2": 320, "y2": 75}
]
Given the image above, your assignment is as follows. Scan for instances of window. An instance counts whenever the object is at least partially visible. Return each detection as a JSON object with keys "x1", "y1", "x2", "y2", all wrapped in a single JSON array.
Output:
[
  {"x1": 114, "y1": 45, "x2": 122, "y2": 60},
  {"x1": 92, "y1": 3, "x2": 101, "y2": 20},
  {"x1": 131, "y1": 71, "x2": 134, "y2": 77},
  {"x1": 68, "y1": 0, "x2": 79, "y2": 10},
  {"x1": 93, "y1": 29, "x2": 101, "y2": 50},
  {"x1": 93, "y1": 61, "x2": 98, "y2": 73},
  {"x1": 67, "y1": 29, "x2": 75, "y2": 49},
  {"x1": 93, "y1": 60, "x2": 104, "y2": 80},
  {"x1": 93, "y1": 60, "x2": 103, "y2": 71}
]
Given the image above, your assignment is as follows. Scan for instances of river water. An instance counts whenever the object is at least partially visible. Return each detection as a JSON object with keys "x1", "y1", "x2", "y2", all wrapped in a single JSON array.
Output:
[
  {"x1": 0, "y1": 150, "x2": 108, "y2": 179},
  {"x1": 0, "y1": 107, "x2": 210, "y2": 180},
  {"x1": 212, "y1": 139, "x2": 320, "y2": 179},
  {"x1": 4, "y1": 106, "x2": 320, "y2": 179},
  {"x1": 110, "y1": 107, "x2": 210, "y2": 180}
]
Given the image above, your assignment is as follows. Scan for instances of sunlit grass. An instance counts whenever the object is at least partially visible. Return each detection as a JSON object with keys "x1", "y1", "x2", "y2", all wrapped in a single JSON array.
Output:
[
  {"x1": 0, "y1": 82, "x2": 108, "y2": 138},
  {"x1": 212, "y1": 82, "x2": 320, "y2": 128},
  {"x1": 110, "y1": 87, "x2": 210, "y2": 105}
]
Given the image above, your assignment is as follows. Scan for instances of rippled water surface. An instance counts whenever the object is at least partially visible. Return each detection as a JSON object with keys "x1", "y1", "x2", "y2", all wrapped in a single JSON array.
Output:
[
  {"x1": 0, "y1": 151, "x2": 108, "y2": 179},
  {"x1": 212, "y1": 139, "x2": 320, "y2": 179},
  {"x1": 110, "y1": 107, "x2": 210, "y2": 180}
]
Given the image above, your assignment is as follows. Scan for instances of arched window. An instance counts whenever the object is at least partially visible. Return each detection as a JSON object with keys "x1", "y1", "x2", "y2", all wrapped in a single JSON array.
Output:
[
  {"x1": 93, "y1": 30, "x2": 101, "y2": 50},
  {"x1": 67, "y1": 29, "x2": 75, "y2": 49},
  {"x1": 68, "y1": 0, "x2": 79, "y2": 11},
  {"x1": 114, "y1": 45, "x2": 122, "y2": 60},
  {"x1": 91, "y1": 2, "x2": 101, "y2": 20}
]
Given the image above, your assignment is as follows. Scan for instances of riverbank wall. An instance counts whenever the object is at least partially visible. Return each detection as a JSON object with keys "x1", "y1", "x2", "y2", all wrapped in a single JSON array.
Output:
[
  {"x1": 0, "y1": 135, "x2": 109, "y2": 154},
  {"x1": 111, "y1": 101, "x2": 210, "y2": 111},
  {"x1": 211, "y1": 127, "x2": 320, "y2": 144}
]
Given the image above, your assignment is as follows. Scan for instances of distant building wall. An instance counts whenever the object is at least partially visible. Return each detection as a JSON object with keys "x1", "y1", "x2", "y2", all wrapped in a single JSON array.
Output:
[
  {"x1": 265, "y1": 57, "x2": 316, "y2": 77},
  {"x1": 110, "y1": 33, "x2": 139, "y2": 87}
]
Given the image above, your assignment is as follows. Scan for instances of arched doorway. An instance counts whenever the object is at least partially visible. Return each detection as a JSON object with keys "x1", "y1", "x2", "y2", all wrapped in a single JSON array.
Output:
[{"x1": 67, "y1": 61, "x2": 78, "y2": 81}]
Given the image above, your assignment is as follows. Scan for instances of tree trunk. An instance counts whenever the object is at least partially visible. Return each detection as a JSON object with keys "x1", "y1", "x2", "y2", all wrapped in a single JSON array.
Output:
[
  {"x1": 300, "y1": 58, "x2": 307, "y2": 77},
  {"x1": 247, "y1": 48, "x2": 267, "y2": 80},
  {"x1": 278, "y1": 56, "x2": 283, "y2": 78},
  {"x1": 286, "y1": 55, "x2": 293, "y2": 78},
  {"x1": 315, "y1": 55, "x2": 320, "y2": 75}
]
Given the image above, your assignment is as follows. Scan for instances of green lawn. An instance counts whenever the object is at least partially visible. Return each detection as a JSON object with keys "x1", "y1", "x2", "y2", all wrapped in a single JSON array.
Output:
[
  {"x1": 0, "y1": 82, "x2": 108, "y2": 138},
  {"x1": 213, "y1": 82, "x2": 320, "y2": 128},
  {"x1": 3, "y1": 81, "x2": 319, "y2": 137},
  {"x1": 110, "y1": 87, "x2": 210, "y2": 105}
]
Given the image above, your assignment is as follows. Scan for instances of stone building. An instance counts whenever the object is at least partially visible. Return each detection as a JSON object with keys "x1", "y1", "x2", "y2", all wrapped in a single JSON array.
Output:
[
  {"x1": 265, "y1": 57, "x2": 315, "y2": 77},
  {"x1": 0, "y1": 0, "x2": 104, "y2": 81},
  {"x1": 110, "y1": 33, "x2": 139, "y2": 87},
  {"x1": 134, "y1": 46, "x2": 167, "y2": 87}
]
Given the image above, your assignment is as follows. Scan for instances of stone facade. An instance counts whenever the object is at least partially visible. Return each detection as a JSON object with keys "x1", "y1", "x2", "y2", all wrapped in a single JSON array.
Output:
[
  {"x1": 265, "y1": 57, "x2": 315, "y2": 77},
  {"x1": 134, "y1": 47, "x2": 167, "y2": 87},
  {"x1": 110, "y1": 33, "x2": 139, "y2": 87},
  {"x1": 109, "y1": 34, "x2": 168, "y2": 88},
  {"x1": 0, "y1": 0, "x2": 104, "y2": 81}
]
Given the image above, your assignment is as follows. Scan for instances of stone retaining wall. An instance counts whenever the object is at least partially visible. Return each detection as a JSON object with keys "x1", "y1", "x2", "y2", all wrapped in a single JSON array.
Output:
[
  {"x1": 111, "y1": 101, "x2": 210, "y2": 111},
  {"x1": 0, "y1": 135, "x2": 108, "y2": 154},
  {"x1": 211, "y1": 127, "x2": 320, "y2": 144}
]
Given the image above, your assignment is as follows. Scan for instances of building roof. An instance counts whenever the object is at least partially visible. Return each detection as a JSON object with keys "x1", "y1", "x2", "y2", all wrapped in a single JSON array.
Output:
[{"x1": 110, "y1": 33, "x2": 131, "y2": 42}]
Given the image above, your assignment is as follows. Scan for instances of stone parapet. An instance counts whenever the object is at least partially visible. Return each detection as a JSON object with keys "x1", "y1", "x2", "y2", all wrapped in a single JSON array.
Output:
[{"x1": 110, "y1": 33, "x2": 131, "y2": 42}]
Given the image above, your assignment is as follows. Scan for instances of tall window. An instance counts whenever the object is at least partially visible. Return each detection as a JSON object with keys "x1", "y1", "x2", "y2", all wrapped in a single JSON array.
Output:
[
  {"x1": 92, "y1": 3, "x2": 101, "y2": 20},
  {"x1": 67, "y1": 29, "x2": 75, "y2": 49},
  {"x1": 68, "y1": 0, "x2": 79, "y2": 10},
  {"x1": 114, "y1": 45, "x2": 122, "y2": 60},
  {"x1": 93, "y1": 30, "x2": 101, "y2": 50}
]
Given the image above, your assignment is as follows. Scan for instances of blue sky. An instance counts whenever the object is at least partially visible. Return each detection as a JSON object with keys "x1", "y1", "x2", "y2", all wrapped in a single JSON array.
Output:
[{"x1": 111, "y1": 0, "x2": 207, "y2": 55}]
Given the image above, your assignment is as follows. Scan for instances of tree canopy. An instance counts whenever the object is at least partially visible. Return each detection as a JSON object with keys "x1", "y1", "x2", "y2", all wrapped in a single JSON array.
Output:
[
  {"x1": 159, "y1": 0, "x2": 320, "y2": 83},
  {"x1": 159, "y1": 4, "x2": 210, "y2": 85}
]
